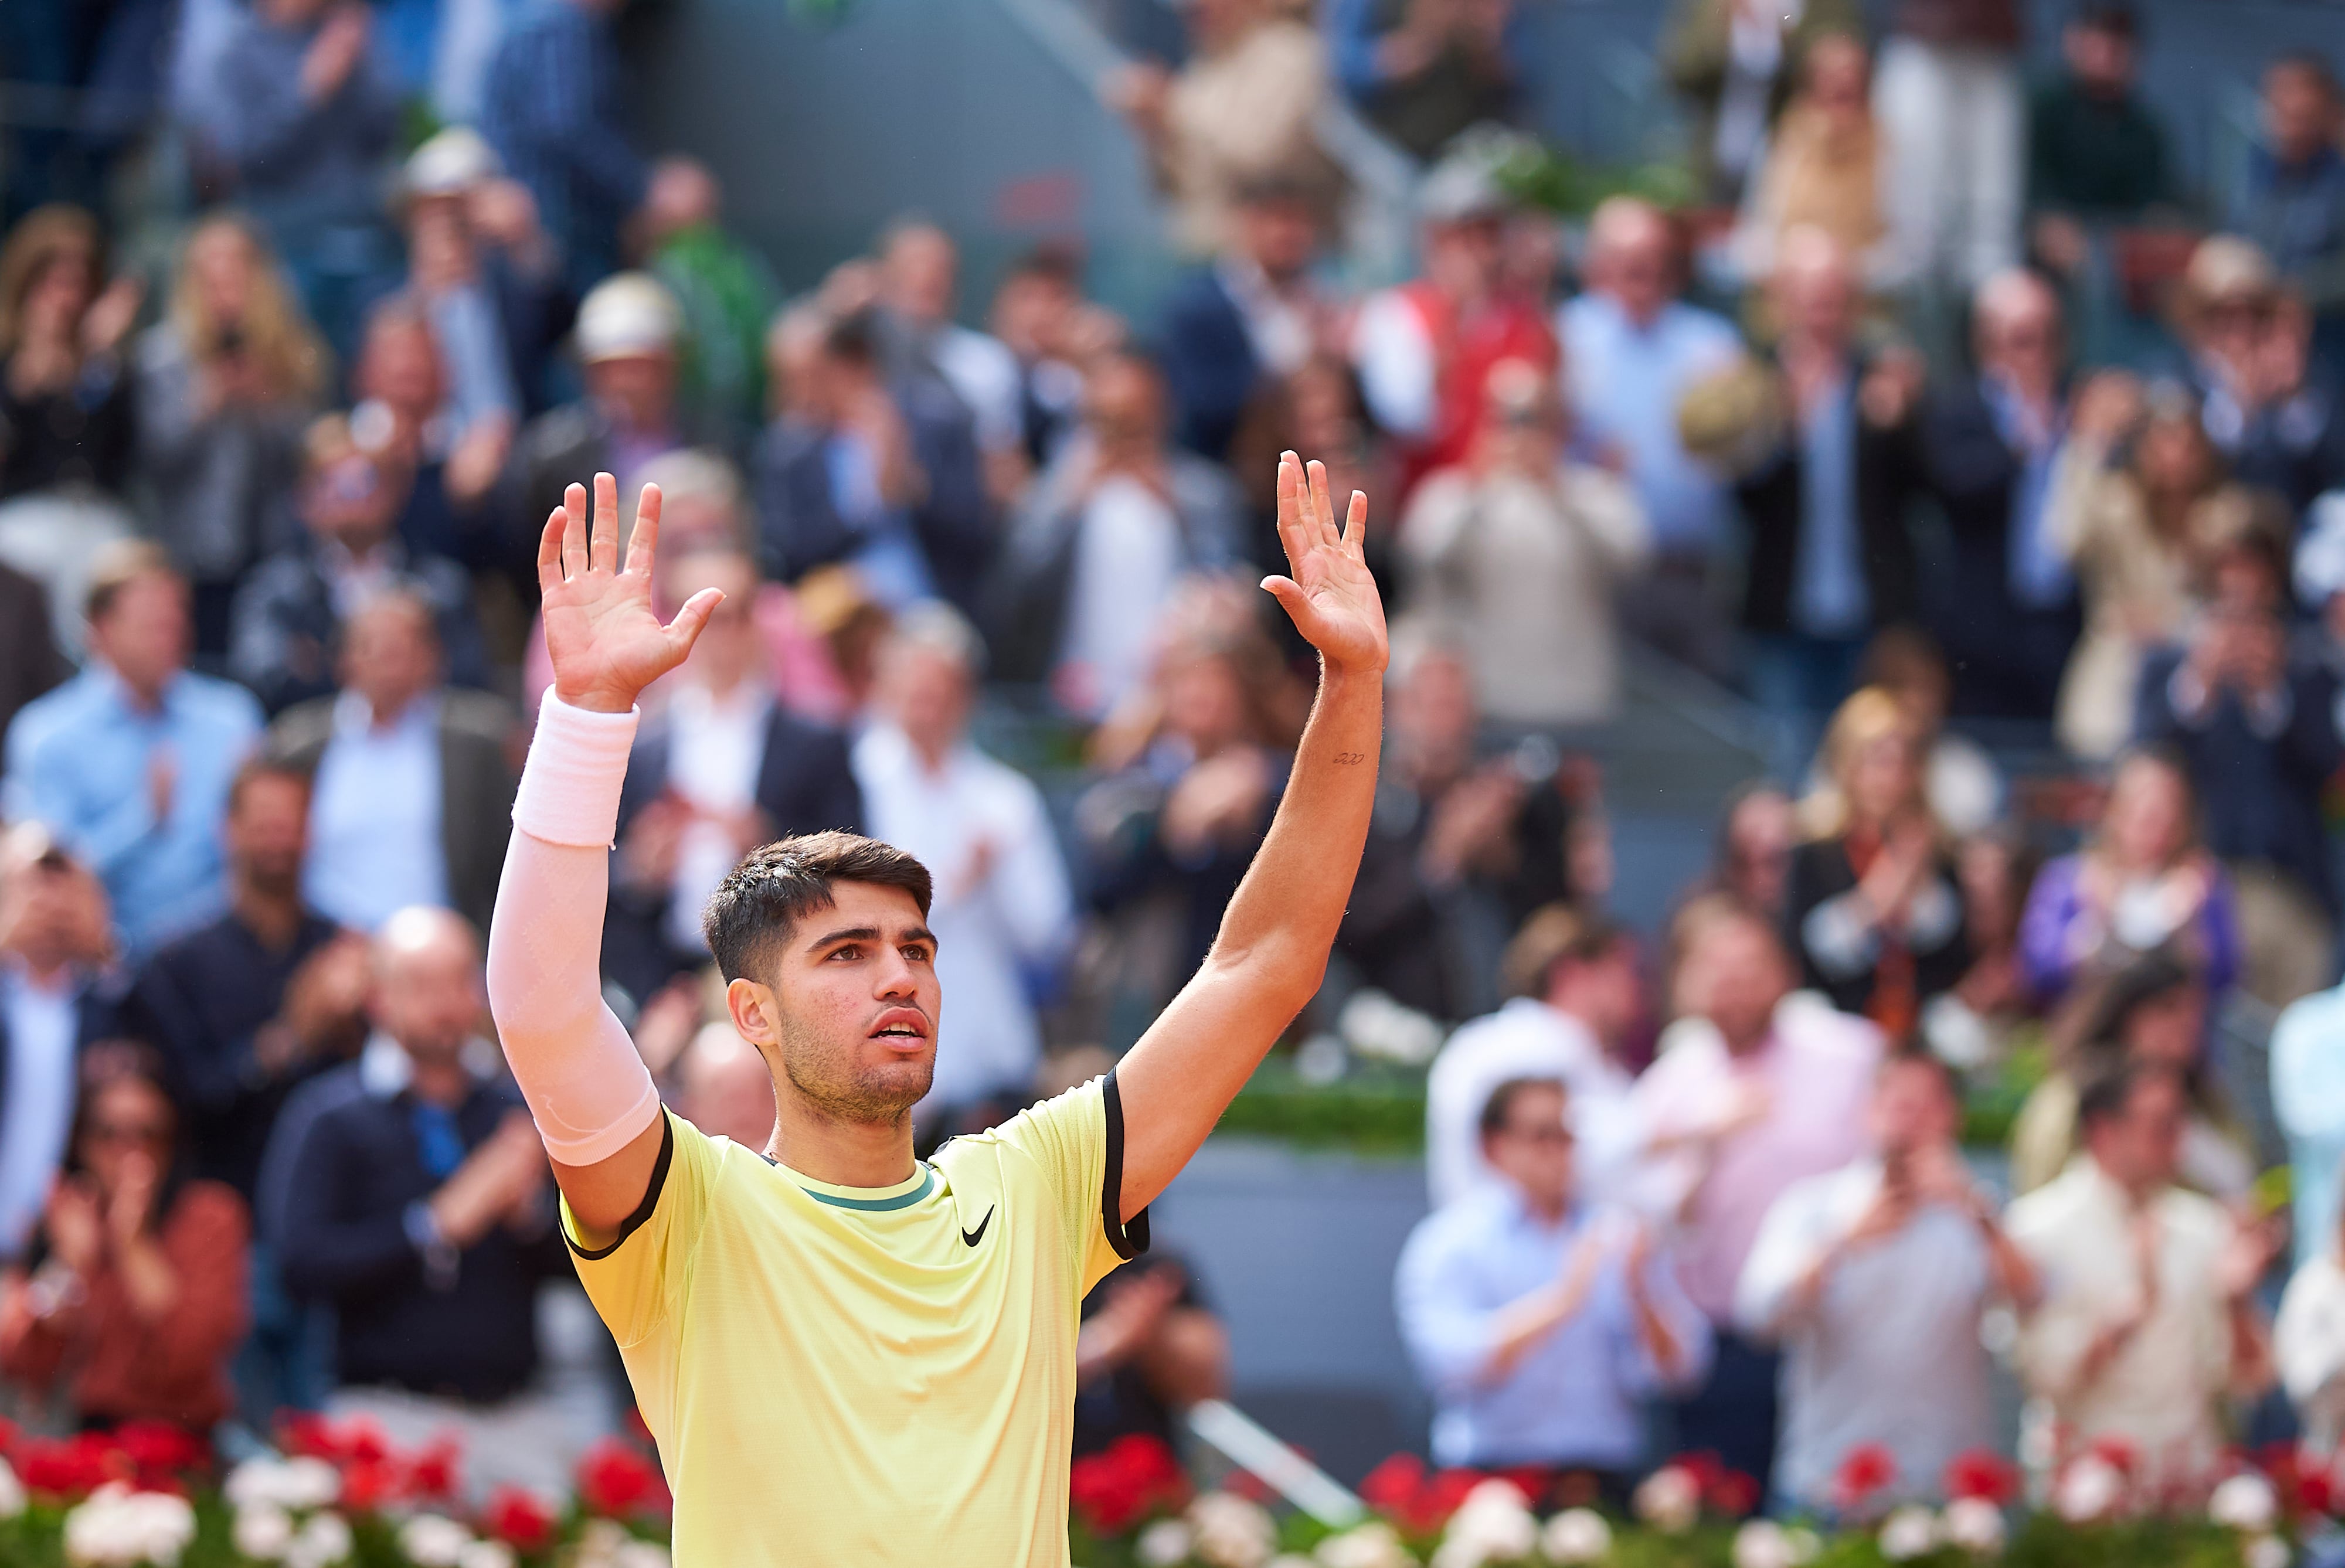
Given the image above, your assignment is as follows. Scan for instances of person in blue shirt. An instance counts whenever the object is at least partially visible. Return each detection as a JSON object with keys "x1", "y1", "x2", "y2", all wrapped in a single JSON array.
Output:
[
  {"x1": 1395, "y1": 1076, "x2": 1711, "y2": 1505},
  {"x1": 4, "y1": 543, "x2": 262, "y2": 959},
  {"x1": 2229, "y1": 52, "x2": 2345, "y2": 376}
]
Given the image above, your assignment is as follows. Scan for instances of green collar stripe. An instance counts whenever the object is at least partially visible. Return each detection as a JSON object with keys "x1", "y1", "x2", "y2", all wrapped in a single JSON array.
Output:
[{"x1": 798, "y1": 1164, "x2": 936, "y2": 1212}]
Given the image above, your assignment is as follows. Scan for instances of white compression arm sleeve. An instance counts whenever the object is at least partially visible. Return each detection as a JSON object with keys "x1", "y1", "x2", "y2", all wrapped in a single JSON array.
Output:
[{"x1": 485, "y1": 692, "x2": 663, "y2": 1165}]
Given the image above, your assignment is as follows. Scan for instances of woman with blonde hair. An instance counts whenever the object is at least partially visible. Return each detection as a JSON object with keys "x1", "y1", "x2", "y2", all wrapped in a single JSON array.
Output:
[
  {"x1": 136, "y1": 213, "x2": 328, "y2": 654},
  {"x1": 1783, "y1": 686, "x2": 1970, "y2": 1038}
]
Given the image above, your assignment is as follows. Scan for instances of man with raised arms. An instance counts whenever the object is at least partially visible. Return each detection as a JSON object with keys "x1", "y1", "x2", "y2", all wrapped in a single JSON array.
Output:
[{"x1": 484, "y1": 455, "x2": 1387, "y2": 1564}]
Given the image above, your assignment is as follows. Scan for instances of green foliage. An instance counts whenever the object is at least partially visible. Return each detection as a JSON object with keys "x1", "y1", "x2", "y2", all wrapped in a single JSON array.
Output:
[{"x1": 1484, "y1": 138, "x2": 1702, "y2": 219}]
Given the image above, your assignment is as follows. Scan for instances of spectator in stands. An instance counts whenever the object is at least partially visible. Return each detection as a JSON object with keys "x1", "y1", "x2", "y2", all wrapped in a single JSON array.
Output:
[
  {"x1": 2227, "y1": 52, "x2": 2345, "y2": 369},
  {"x1": 0, "y1": 828, "x2": 122, "y2": 1260},
  {"x1": 1854, "y1": 627, "x2": 2005, "y2": 838},
  {"x1": 2277, "y1": 1186, "x2": 2345, "y2": 1451},
  {"x1": 876, "y1": 218, "x2": 1024, "y2": 487},
  {"x1": 990, "y1": 244, "x2": 1103, "y2": 475},
  {"x1": 672, "y1": 1022, "x2": 776, "y2": 1150},
  {"x1": 2135, "y1": 489, "x2": 2340, "y2": 1008},
  {"x1": 398, "y1": 130, "x2": 525, "y2": 436},
  {"x1": 2009, "y1": 951, "x2": 2252, "y2": 1201},
  {"x1": 0, "y1": 205, "x2": 140, "y2": 511},
  {"x1": 135, "y1": 215, "x2": 324, "y2": 659},
  {"x1": 1327, "y1": 0, "x2": 1522, "y2": 162},
  {"x1": 510, "y1": 273, "x2": 692, "y2": 549},
  {"x1": 852, "y1": 606, "x2": 1075, "y2": 1143},
  {"x1": 2018, "y1": 747, "x2": 2239, "y2": 1008},
  {"x1": 480, "y1": 0, "x2": 654, "y2": 291},
  {"x1": 1229, "y1": 353, "x2": 1391, "y2": 589},
  {"x1": 1157, "y1": 177, "x2": 1327, "y2": 467},
  {"x1": 753, "y1": 306, "x2": 993, "y2": 616},
  {"x1": 1630, "y1": 901, "x2": 1883, "y2": 1486},
  {"x1": 1561, "y1": 198, "x2": 1744, "y2": 679},
  {"x1": 1425, "y1": 906, "x2": 1643, "y2": 1210},
  {"x1": 6, "y1": 545, "x2": 262, "y2": 956},
  {"x1": 265, "y1": 590, "x2": 518, "y2": 936},
  {"x1": 994, "y1": 351, "x2": 1241, "y2": 715},
  {"x1": 0, "y1": 561, "x2": 64, "y2": 743},
  {"x1": 1659, "y1": 0, "x2": 1864, "y2": 205},
  {"x1": 2007, "y1": 1063, "x2": 2278, "y2": 1495},
  {"x1": 1398, "y1": 1076, "x2": 1711, "y2": 1496},
  {"x1": 1786, "y1": 687, "x2": 1970, "y2": 1041},
  {"x1": 1108, "y1": 0, "x2": 1337, "y2": 259},
  {"x1": 276, "y1": 908, "x2": 579, "y2": 1494},
  {"x1": 2271, "y1": 968, "x2": 2345, "y2": 1271},
  {"x1": 1398, "y1": 358, "x2": 1650, "y2": 727},
  {"x1": 213, "y1": 0, "x2": 401, "y2": 362},
  {"x1": 2048, "y1": 374, "x2": 2224, "y2": 760},
  {"x1": 0, "y1": 1055, "x2": 247, "y2": 1436},
  {"x1": 1731, "y1": 228, "x2": 1923, "y2": 773},
  {"x1": 1352, "y1": 155, "x2": 1555, "y2": 499},
  {"x1": 643, "y1": 157, "x2": 779, "y2": 454},
  {"x1": 606, "y1": 546, "x2": 862, "y2": 1009},
  {"x1": 1734, "y1": 34, "x2": 1901, "y2": 288},
  {"x1": 2026, "y1": 4, "x2": 2173, "y2": 262},
  {"x1": 1738, "y1": 1052, "x2": 2038, "y2": 1513},
  {"x1": 1921, "y1": 269, "x2": 2079, "y2": 722},
  {"x1": 1872, "y1": 0, "x2": 2024, "y2": 297},
  {"x1": 231, "y1": 415, "x2": 488, "y2": 715},
  {"x1": 2176, "y1": 240, "x2": 2345, "y2": 513},
  {"x1": 348, "y1": 297, "x2": 516, "y2": 583},
  {"x1": 1700, "y1": 782, "x2": 1798, "y2": 921},
  {"x1": 1074, "y1": 1256, "x2": 1230, "y2": 1460}
]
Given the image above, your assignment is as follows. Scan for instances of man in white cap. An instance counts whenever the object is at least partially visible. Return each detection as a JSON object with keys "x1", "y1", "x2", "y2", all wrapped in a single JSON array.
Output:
[{"x1": 511, "y1": 273, "x2": 692, "y2": 543}]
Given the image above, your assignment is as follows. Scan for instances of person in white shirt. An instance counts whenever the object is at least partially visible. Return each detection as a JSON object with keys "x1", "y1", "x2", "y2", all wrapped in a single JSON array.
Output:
[
  {"x1": 878, "y1": 219, "x2": 1026, "y2": 485},
  {"x1": 2006, "y1": 1063, "x2": 2279, "y2": 1496},
  {"x1": 851, "y1": 605, "x2": 1076, "y2": 1136},
  {"x1": 1737, "y1": 1052, "x2": 2038, "y2": 1512},
  {"x1": 1425, "y1": 905, "x2": 1643, "y2": 1210}
]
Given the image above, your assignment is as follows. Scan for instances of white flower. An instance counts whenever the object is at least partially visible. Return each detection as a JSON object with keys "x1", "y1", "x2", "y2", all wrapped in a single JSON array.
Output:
[
  {"x1": 2052, "y1": 1455, "x2": 2125, "y2": 1523},
  {"x1": 1315, "y1": 1521, "x2": 1413, "y2": 1568},
  {"x1": 1877, "y1": 1506, "x2": 1939, "y2": 1562},
  {"x1": 1432, "y1": 1478, "x2": 1537, "y2": 1568},
  {"x1": 612, "y1": 1544, "x2": 672, "y2": 1568},
  {"x1": 1731, "y1": 1519, "x2": 1796, "y2": 1568},
  {"x1": 1634, "y1": 1465, "x2": 1701, "y2": 1533},
  {"x1": 224, "y1": 1457, "x2": 339, "y2": 1515},
  {"x1": 1940, "y1": 1498, "x2": 2007, "y2": 1556},
  {"x1": 286, "y1": 1511, "x2": 354, "y2": 1568},
  {"x1": 456, "y1": 1542, "x2": 516, "y2": 1568},
  {"x1": 1538, "y1": 1508, "x2": 1612, "y2": 1564},
  {"x1": 2211, "y1": 1474, "x2": 2282, "y2": 1534},
  {"x1": 0, "y1": 1458, "x2": 23, "y2": 1520},
  {"x1": 398, "y1": 1515, "x2": 475, "y2": 1568},
  {"x1": 2244, "y1": 1535, "x2": 2292, "y2": 1568},
  {"x1": 232, "y1": 1502, "x2": 295, "y2": 1562},
  {"x1": 1138, "y1": 1518, "x2": 1197, "y2": 1567},
  {"x1": 1269, "y1": 1557, "x2": 1318, "y2": 1568},
  {"x1": 62, "y1": 1485, "x2": 198, "y2": 1567},
  {"x1": 1188, "y1": 1492, "x2": 1279, "y2": 1568}
]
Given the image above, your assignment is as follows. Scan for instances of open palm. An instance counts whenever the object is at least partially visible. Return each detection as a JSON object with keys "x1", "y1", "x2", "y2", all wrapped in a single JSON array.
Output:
[
  {"x1": 540, "y1": 472, "x2": 721, "y2": 713},
  {"x1": 1262, "y1": 453, "x2": 1388, "y2": 675}
]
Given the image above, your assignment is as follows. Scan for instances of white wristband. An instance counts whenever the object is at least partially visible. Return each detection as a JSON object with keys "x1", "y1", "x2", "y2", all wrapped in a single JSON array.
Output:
[{"x1": 512, "y1": 692, "x2": 640, "y2": 848}]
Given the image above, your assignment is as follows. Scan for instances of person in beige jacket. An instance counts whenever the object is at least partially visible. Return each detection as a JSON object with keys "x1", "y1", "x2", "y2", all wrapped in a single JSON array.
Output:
[{"x1": 1398, "y1": 358, "x2": 1650, "y2": 727}]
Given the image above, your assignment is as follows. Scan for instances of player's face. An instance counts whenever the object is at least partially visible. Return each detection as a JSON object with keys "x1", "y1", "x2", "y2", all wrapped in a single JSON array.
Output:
[{"x1": 747, "y1": 882, "x2": 943, "y2": 1125}]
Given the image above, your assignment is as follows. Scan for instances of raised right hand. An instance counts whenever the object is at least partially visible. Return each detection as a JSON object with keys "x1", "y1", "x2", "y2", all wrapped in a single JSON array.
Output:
[{"x1": 541, "y1": 473, "x2": 722, "y2": 714}]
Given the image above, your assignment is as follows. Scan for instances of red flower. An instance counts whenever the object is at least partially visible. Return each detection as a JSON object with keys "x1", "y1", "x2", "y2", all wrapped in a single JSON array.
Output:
[
  {"x1": 482, "y1": 1485, "x2": 558, "y2": 1552},
  {"x1": 338, "y1": 1458, "x2": 398, "y2": 1515},
  {"x1": 1831, "y1": 1443, "x2": 1900, "y2": 1514},
  {"x1": 407, "y1": 1438, "x2": 463, "y2": 1503},
  {"x1": 2085, "y1": 1434, "x2": 2137, "y2": 1478},
  {"x1": 1360, "y1": 1454, "x2": 1427, "y2": 1518},
  {"x1": 1943, "y1": 1448, "x2": 2021, "y2": 1506},
  {"x1": 16, "y1": 1433, "x2": 129, "y2": 1499},
  {"x1": 277, "y1": 1411, "x2": 334, "y2": 1460},
  {"x1": 577, "y1": 1438, "x2": 669, "y2": 1520},
  {"x1": 1706, "y1": 1468, "x2": 1762, "y2": 1519},
  {"x1": 110, "y1": 1422, "x2": 204, "y2": 1480},
  {"x1": 0, "y1": 1417, "x2": 18, "y2": 1459},
  {"x1": 1069, "y1": 1435, "x2": 1187, "y2": 1535}
]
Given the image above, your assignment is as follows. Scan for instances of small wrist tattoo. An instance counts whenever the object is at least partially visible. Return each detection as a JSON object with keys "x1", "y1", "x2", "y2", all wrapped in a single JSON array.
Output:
[{"x1": 1332, "y1": 751, "x2": 1368, "y2": 766}]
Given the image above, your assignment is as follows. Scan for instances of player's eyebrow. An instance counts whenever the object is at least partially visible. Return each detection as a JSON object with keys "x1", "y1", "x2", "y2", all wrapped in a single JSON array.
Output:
[{"x1": 804, "y1": 924, "x2": 940, "y2": 953}]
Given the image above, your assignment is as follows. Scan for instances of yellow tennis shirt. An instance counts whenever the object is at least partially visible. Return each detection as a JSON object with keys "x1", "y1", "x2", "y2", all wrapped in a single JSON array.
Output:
[{"x1": 560, "y1": 1072, "x2": 1146, "y2": 1566}]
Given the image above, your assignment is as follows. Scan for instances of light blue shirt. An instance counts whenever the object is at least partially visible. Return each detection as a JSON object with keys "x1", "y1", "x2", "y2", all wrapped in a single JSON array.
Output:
[
  {"x1": 1559, "y1": 295, "x2": 1743, "y2": 555},
  {"x1": 1791, "y1": 373, "x2": 1868, "y2": 638},
  {"x1": 4, "y1": 666, "x2": 261, "y2": 956},
  {"x1": 2274, "y1": 985, "x2": 2345, "y2": 1270},
  {"x1": 0, "y1": 963, "x2": 81, "y2": 1259},
  {"x1": 1983, "y1": 377, "x2": 2072, "y2": 610},
  {"x1": 825, "y1": 432, "x2": 934, "y2": 610},
  {"x1": 1395, "y1": 1185, "x2": 1712, "y2": 1470},
  {"x1": 303, "y1": 692, "x2": 450, "y2": 932}
]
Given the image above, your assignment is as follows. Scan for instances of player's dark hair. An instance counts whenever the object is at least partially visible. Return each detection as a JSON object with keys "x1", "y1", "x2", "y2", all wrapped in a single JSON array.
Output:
[
  {"x1": 702, "y1": 831, "x2": 934, "y2": 983},
  {"x1": 1479, "y1": 1076, "x2": 1566, "y2": 1141}
]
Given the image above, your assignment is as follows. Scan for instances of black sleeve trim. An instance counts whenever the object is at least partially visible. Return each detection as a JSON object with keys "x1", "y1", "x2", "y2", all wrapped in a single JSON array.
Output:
[
  {"x1": 565, "y1": 1110, "x2": 675, "y2": 1261},
  {"x1": 1101, "y1": 1069, "x2": 1150, "y2": 1261}
]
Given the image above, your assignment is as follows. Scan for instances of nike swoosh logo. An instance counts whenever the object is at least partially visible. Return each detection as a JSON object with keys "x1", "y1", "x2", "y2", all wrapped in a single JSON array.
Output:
[{"x1": 961, "y1": 1208, "x2": 994, "y2": 1247}]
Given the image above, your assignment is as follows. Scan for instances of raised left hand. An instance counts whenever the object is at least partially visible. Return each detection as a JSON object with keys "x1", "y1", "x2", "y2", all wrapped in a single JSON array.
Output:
[{"x1": 1262, "y1": 453, "x2": 1388, "y2": 676}]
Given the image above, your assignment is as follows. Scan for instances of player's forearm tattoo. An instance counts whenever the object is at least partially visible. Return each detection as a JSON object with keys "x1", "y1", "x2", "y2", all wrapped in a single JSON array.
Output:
[{"x1": 1332, "y1": 751, "x2": 1368, "y2": 766}]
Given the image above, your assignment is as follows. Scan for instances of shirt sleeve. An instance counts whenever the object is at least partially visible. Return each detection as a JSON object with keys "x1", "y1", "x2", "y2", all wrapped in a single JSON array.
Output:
[
  {"x1": 987, "y1": 1072, "x2": 1148, "y2": 1297},
  {"x1": 559, "y1": 1108, "x2": 715, "y2": 1349}
]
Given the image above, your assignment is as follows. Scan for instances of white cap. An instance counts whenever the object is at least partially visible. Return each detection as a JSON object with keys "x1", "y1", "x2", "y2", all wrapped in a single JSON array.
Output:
[
  {"x1": 405, "y1": 127, "x2": 499, "y2": 198},
  {"x1": 2297, "y1": 489, "x2": 2345, "y2": 606},
  {"x1": 575, "y1": 273, "x2": 681, "y2": 362}
]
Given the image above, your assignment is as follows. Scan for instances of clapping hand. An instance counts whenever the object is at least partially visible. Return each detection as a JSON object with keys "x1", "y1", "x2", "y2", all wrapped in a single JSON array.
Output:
[
  {"x1": 1261, "y1": 453, "x2": 1388, "y2": 677},
  {"x1": 541, "y1": 474, "x2": 722, "y2": 715}
]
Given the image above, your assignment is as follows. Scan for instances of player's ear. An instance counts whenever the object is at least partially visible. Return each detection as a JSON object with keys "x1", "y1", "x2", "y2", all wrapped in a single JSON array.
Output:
[{"x1": 725, "y1": 976, "x2": 783, "y2": 1049}]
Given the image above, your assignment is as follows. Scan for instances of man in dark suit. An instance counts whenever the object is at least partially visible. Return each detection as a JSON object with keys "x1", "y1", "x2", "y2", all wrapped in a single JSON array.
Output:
[
  {"x1": 604, "y1": 546, "x2": 862, "y2": 1006},
  {"x1": 1918, "y1": 269, "x2": 2082, "y2": 722},
  {"x1": 1156, "y1": 176, "x2": 1326, "y2": 464},
  {"x1": 264, "y1": 590, "x2": 519, "y2": 938}
]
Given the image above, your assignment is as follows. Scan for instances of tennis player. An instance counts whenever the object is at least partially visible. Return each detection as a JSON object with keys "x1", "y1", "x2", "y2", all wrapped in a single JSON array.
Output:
[{"x1": 484, "y1": 453, "x2": 1387, "y2": 1564}]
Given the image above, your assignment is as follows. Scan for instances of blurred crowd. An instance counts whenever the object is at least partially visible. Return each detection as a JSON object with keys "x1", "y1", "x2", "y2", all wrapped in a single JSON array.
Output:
[{"x1": 7, "y1": 0, "x2": 2345, "y2": 1527}]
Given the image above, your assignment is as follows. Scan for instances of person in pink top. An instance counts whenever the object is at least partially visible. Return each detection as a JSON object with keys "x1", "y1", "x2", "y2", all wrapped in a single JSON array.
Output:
[{"x1": 1629, "y1": 900, "x2": 1882, "y2": 1488}]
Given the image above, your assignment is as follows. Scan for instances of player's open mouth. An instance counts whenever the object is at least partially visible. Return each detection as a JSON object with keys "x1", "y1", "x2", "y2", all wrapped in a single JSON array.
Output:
[{"x1": 868, "y1": 1008, "x2": 930, "y2": 1047}]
